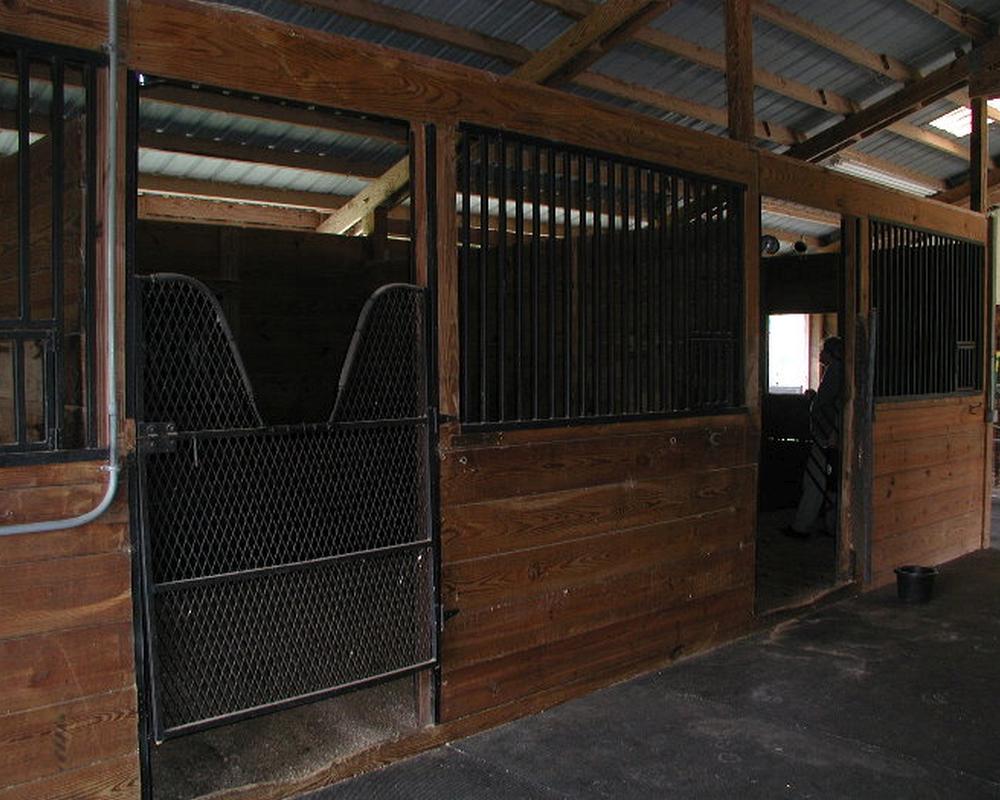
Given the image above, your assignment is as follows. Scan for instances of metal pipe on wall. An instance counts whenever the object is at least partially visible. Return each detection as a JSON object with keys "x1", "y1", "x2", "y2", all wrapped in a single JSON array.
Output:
[{"x1": 0, "y1": 0, "x2": 119, "y2": 536}]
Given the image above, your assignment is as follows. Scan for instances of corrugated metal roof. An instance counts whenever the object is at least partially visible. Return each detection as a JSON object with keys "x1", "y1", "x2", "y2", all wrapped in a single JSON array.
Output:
[{"x1": 125, "y1": 0, "x2": 1000, "y2": 207}]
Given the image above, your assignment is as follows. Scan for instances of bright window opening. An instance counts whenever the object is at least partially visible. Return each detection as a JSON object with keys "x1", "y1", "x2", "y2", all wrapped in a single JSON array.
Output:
[{"x1": 768, "y1": 314, "x2": 809, "y2": 394}]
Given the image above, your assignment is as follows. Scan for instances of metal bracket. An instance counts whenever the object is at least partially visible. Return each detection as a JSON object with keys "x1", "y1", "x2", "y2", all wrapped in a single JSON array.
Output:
[{"x1": 137, "y1": 422, "x2": 177, "y2": 453}]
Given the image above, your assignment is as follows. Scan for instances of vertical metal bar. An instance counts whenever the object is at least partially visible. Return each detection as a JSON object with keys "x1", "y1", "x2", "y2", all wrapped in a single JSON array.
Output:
[
  {"x1": 548, "y1": 147, "x2": 557, "y2": 417},
  {"x1": 532, "y1": 144, "x2": 541, "y2": 420},
  {"x1": 562, "y1": 149, "x2": 572, "y2": 419},
  {"x1": 50, "y1": 57, "x2": 65, "y2": 447},
  {"x1": 607, "y1": 161, "x2": 616, "y2": 414},
  {"x1": 648, "y1": 169, "x2": 657, "y2": 411},
  {"x1": 659, "y1": 172, "x2": 670, "y2": 411},
  {"x1": 497, "y1": 137, "x2": 507, "y2": 421},
  {"x1": 478, "y1": 134, "x2": 489, "y2": 422},
  {"x1": 460, "y1": 132, "x2": 471, "y2": 420},
  {"x1": 84, "y1": 62, "x2": 98, "y2": 446},
  {"x1": 593, "y1": 158, "x2": 603, "y2": 416},
  {"x1": 515, "y1": 140, "x2": 524, "y2": 421},
  {"x1": 619, "y1": 164, "x2": 629, "y2": 413},
  {"x1": 17, "y1": 50, "x2": 29, "y2": 325},
  {"x1": 578, "y1": 153, "x2": 588, "y2": 416},
  {"x1": 631, "y1": 164, "x2": 641, "y2": 412}
]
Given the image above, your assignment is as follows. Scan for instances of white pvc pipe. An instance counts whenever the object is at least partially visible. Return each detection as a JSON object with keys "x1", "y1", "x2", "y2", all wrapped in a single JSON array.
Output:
[{"x1": 0, "y1": 0, "x2": 119, "y2": 536}]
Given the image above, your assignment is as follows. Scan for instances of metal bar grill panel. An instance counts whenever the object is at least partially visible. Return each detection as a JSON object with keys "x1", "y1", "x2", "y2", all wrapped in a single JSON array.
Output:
[
  {"x1": 870, "y1": 221, "x2": 985, "y2": 398},
  {"x1": 456, "y1": 126, "x2": 745, "y2": 427}
]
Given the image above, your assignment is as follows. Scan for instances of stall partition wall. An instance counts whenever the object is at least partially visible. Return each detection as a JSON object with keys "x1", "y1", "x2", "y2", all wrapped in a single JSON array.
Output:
[
  {"x1": 0, "y1": 38, "x2": 140, "y2": 800},
  {"x1": 437, "y1": 126, "x2": 756, "y2": 721},
  {"x1": 868, "y1": 223, "x2": 989, "y2": 588}
]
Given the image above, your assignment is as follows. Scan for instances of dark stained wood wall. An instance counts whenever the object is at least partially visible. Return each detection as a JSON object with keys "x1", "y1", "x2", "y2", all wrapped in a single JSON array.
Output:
[
  {"x1": 871, "y1": 397, "x2": 987, "y2": 588},
  {"x1": 0, "y1": 466, "x2": 139, "y2": 799},
  {"x1": 437, "y1": 414, "x2": 758, "y2": 722},
  {"x1": 136, "y1": 221, "x2": 410, "y2": 423}
]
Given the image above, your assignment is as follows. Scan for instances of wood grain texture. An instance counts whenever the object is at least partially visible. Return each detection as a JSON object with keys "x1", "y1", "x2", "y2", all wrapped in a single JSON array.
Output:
[
  {"x1": 0, "y1": 752, "x2": 139, "y2": 800},
  {"x1": 870, "y1": 397, "x2": 987, "y2": 588},
  {"x1": 440, "y1": 414, "x2": 756, "y2": 720},
  {"x1": 0, "y1": 622, "x2": 135, "y2": 715},
  {"x1": 0, "y1": 688, "x2": 137, "y2": 788}
]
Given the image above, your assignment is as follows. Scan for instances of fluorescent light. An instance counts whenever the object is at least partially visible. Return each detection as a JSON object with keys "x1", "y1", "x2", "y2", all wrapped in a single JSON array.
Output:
[
  {"x1": 927, "y1": 100, "x2": 1000, "y2": 138},
  {"x1": 827, "y1": 157, "x2": 938, "y2": 197}
]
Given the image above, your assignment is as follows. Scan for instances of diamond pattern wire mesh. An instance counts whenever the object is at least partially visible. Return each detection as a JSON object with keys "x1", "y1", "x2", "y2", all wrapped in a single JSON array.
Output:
[
  {"x1": 139, "y1": 274, "x2": 263, "y2": 431},
  {"x1": 136, "y1": 275, "x2": 434, "y2": 736}
]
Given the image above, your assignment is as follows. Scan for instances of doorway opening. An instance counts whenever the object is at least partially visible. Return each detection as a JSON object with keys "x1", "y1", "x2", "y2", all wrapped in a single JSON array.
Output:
[
  {"x1": 756, "y1": 200, "x2": 844, "y2": 615},
  {"x1": 126, "y1": 76, "x2": 436, "y2": 799}
]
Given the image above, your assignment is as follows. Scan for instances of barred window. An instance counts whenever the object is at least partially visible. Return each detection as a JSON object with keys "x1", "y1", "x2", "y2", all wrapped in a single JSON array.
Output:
[
  {"x1": 457, "y1": 126, "x2": 744, "y2": 428},
  {"x1": 0, "y1": 41, "x2": 99, "y2": 455},
  {"x1": 871, "y1": 221, "x2": 984, "y2": 399}
]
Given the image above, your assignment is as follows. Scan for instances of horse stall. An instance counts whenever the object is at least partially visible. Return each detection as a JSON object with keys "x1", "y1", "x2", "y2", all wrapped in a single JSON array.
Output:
[{"x1": 0, "y1": 2, "x2": 995, "y2": 799}]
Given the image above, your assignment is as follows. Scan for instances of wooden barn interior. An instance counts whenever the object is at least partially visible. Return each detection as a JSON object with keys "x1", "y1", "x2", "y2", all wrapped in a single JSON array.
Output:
[{"x1": 1, "y1": 0, "x2": 999, "y2": 798}]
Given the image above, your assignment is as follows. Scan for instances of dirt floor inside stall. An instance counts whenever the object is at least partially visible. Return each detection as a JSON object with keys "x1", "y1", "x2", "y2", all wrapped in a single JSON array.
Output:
[{"x1": 309, "y1": 526, "x2": 1000, "y2": 799}]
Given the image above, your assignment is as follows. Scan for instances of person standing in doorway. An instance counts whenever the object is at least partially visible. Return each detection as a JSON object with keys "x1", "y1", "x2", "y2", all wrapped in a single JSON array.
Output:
[{"x1": 784, "y1": 336, "x2": 844, "y2": 538}]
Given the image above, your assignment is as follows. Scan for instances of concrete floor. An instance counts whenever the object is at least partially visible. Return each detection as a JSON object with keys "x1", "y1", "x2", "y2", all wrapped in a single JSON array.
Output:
[{"x1": 309, "y1": 538, "x2": 1000, "y2": 799}]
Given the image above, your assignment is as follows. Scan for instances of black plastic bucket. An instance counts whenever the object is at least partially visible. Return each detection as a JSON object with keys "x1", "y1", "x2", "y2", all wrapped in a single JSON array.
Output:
[{"x1": 895, "y1": 565, "x2": 938, "y2": 604}]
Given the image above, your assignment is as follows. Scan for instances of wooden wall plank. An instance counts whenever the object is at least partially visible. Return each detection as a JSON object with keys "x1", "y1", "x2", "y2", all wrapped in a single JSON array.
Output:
[
  {"x1": 443, "y1": 464, "x2": 755, "y2": 561},
  {"x1": 870, "y1": 396, "x2": 987, "y2": 587},
  {"x1": 0, "y1": 752, "x2": 139, "y2": 800},
  {"x1": 0, "y1": 622, "x2": 135, "y2": 715},
  {"x1": 0, "y1": 552, "x2": 132, "y2": 640},
  {"x1": 443, "y1": 505, "x2": 752, "y2": 611},
  {"x1": 0, "y1": 688, "x2": 137, "y2": 789},
  {"x1": 440, "y1": 585, "x2": 751, "y2": 721},
  {"x1": 440, "y1": 421, "x2": 749, "y2": 505}
]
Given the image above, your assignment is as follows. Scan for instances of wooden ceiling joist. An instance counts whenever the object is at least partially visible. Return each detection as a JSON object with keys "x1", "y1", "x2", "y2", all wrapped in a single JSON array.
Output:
[
  {"x1": 751, "y1": 0, "x2": 918, "y2": 83},
  {"x1": 902, "y1": 0, "x2": 994, "y2": 43},
  {"x1": 138, "y1": 174, "x2": 351, "y2": 211},
  {"x1": 318, "y1": 0, "x2": 686, "y2": 235},
  {"x1": 786, "y1": 36, "x2": 1000, "y2": 163},
  {"x1": 141, "y1": 84, "x2": 408, "y2": 144},
  {"x1": 138, "y1": 130, "x2": 387, "y2": 179}
]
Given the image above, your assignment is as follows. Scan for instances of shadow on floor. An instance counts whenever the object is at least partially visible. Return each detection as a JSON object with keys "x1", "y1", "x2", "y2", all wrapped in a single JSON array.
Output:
[{"x1": 309, "y1": 549, "x2": 1000, "y2": 800}]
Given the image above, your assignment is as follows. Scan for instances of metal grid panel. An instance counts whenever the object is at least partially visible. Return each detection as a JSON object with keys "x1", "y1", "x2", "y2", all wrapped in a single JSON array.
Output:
[
  {"x1": 870, "y1": 221, "x2": 984, "y2": 398},
  {"x1": 136, "y1": 275, "x2": 434, "y2": 738},
  {"x1": 457, "y1": 126, "x2": 744, "y2": 428}
]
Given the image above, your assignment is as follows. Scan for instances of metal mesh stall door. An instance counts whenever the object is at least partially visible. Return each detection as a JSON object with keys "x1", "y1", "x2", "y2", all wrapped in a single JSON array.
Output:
[{"x1": 134, "y1": 275, "x2": 435, "y2": 739}]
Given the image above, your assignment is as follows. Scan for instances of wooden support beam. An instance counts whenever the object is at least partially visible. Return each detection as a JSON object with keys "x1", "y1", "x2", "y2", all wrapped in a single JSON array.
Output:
[
  {"x1": 724, "y1": 0, "x2": 754, "y2": 143},
  {"x1": 138, "y1": 130, "x2": 387, "y2": 179},
  {"x1": 141, "y1": 83, "x2": 409, "y2": 144},
  {"x1": 137, "y1": 174, "x2": 350, "y2": 210},
  {"x1": 544, "y1": 1, "x2": 679, "y2": 85},
  {"x1": 318, "y1": 0, "x2": 670, "y2": 234},
  {"x1": 786, "y1": 38, "x2": 1000, "y2": 163},
  {"x1": 574, "y1": 72, "x2": 803, "y2": 144},
  {"x1": 752, "y1": 0, "x2": 918, "y2": 83},
  {"x1": 887, "y1": 120, "x2": 971, "y2": 160},
  {"x1": 515, "y1": 0, "x2": 661, "y2": 85},
  {"x1": 316, "y1": 157, "x2": 410, "y2": 234},
  {"x1": 287, "y1": 0, "x2": 532, "y2": 65},
  {"x1": 138, "y1": 193, "x2": 327, "y2": 229},
  {"x1": 934, "y1": 165, "x2": 1000, "y2": 205},
  {"x1": 902, "y1": 0, "x2": 993, "y2": 43},
  {"x1": 970, "y1": 95, "x2": 989, "y2": 212}
]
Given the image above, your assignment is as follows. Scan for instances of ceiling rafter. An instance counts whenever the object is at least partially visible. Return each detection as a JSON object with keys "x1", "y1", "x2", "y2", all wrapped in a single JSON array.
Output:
[
  {"x1": 901, "y1": 0, "x2": 994, "y2": 43},
  {"x1": 317, "y1": 0, "x2": 677, "y2": 235},
  {"x1": 787, "y1": 36, "x2": 1000, "y2": 162}
]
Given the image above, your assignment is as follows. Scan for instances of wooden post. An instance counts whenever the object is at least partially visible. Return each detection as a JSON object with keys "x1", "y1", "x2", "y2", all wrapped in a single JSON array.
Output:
[
  {"x1": 725, "y1": 0, "x2": 754, "y2": 144},
  {"x1": 971, "y1": 96, "x2": 989, "y2": 214},
  {"x1": 436, "y1": 126, "x2": 460, "y2": 420}
]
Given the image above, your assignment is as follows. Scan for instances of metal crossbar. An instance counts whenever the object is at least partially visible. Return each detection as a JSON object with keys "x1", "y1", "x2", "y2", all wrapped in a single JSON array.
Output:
[{"x1": 134, "y1": 274, "x2": 435, "y2": 739}]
